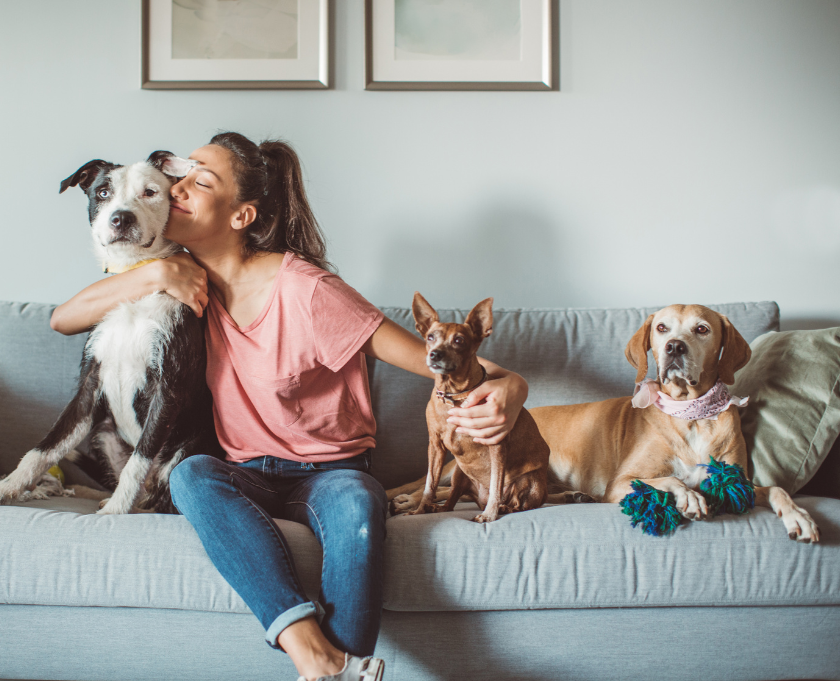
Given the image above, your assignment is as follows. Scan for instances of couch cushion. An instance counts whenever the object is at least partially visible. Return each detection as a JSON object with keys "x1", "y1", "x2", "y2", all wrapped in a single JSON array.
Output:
[
  {"x1": 0, "y1": 300, "x2": 779, "y2": 488},
  {"x1": 0, "y1": 302, "x2": 88, "y2": 475},
  {"x1": 5, "y1": 494, "x2": 835, "y2": 616},
  {"x1": 369, "y1": 302, "x2": 780, "y2": 490},
  {"x1": 382, "y1": 497, "x2": 840, "y2": 612},
  {"x1": 0, "y1": 498, "x2": 322, "y2": 614},
  {"x1": 732, "y1": 328, "x2": 840, "y2": 493}
]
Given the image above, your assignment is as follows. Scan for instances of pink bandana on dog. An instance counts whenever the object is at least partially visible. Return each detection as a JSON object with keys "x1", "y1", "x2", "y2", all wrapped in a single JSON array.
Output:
[{"x1": 632, "y1": 378, "x2": 748, "y2": 421}]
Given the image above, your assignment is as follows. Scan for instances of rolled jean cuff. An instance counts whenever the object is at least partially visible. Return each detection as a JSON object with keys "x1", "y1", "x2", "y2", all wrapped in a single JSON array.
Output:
[{"x1": 265, "y1": 601, "x2": 326, "y2": 650}]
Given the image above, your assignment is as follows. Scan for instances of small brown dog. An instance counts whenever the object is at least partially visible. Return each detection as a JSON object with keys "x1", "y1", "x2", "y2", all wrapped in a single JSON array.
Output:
[{"x1": 407, "y1": 293, "x2": 550, "y2": 523}]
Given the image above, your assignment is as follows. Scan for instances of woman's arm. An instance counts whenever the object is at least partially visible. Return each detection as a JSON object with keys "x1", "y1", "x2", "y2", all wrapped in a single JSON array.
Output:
[
  {"x1": 50, "y1": 252, "x2": 209, "y2": 335},
  {"x1": 361, "y1": 318, "x2": 529, "y2": 445}
]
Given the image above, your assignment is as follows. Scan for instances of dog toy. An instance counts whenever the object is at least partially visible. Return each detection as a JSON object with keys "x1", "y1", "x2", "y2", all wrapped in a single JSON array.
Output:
[
  {"x1": 47, "y1": 465, "x2": 65, "y2": 485},
  {"x1": 698, "y1": 457, "x2": 755, "y2": 516},
  {"x1": 619, "y1": 480, "x2": 684, "y2": 536},
  {"x1": 620, "y1": 458, "x2": 755, "y2": 537}
]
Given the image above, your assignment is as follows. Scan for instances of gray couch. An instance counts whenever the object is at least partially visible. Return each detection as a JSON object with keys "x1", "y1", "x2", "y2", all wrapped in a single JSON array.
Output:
[{"x1": 1, "y1": 300, "x2": 838, "y2": 681}]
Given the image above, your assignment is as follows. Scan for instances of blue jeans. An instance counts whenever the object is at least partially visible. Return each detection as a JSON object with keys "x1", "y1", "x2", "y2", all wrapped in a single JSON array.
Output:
[{"x1": 169, "y1": 452, "x2": 387, "y2": 656}]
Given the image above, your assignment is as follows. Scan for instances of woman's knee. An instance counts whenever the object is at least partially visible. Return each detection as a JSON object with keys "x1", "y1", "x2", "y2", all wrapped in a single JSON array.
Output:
[
  {"x1": 329, "y1": 472, "x2": 388, "y2": 538},
  {"x1": 169, "y1": 454, "x2": 226, "y2": 504}
]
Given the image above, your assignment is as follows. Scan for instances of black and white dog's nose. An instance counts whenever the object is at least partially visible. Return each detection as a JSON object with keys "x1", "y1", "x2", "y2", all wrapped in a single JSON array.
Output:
[
  {"x1": 110, "y1": 211, "x2": 137, "y2": 231},
  {"x1": 665, "y1": 339, "x2": 687, "y2": 356}
]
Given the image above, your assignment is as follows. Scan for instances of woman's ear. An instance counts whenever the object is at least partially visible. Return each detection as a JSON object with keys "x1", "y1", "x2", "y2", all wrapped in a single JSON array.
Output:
[
  {"x1": 717, "y1": 314, "x2": 752, "y2": 384},
  {"x1": 625, "y1": 314, "x2": 654, "y2": 383},
  {"x1": 231, "y1": 204, "x2": 257, "y2": 232}
]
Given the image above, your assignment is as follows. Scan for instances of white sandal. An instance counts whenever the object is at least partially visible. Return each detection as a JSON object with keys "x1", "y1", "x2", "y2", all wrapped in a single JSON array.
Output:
[{"x1": 297, "y1": 653, "x2": 385, "y2": 681}]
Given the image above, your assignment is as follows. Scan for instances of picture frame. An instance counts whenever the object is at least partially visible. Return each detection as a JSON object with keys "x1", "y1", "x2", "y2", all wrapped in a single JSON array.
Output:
[
  {"x1": 141, "y1": 0, "x2": 329, "y2": 90},
  {"x1": 365, "y1": 0, "x2": 556, "y2": 91}
]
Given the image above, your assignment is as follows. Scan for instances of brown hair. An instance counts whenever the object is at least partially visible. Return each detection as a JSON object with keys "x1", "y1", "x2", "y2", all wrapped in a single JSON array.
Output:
[{"x1": 209, "y1": 131, "x2": 333, "y2": 272}]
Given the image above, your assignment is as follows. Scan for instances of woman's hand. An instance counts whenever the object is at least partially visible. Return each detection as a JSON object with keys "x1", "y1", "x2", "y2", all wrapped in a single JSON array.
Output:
[
  {"x1": 153, "y1": 252, "x2": 208, "y2": 318},
  {"x1": 50, "y1": 252, "x2": 209, "y2": 335},
  {"x1": 446, "y1": 362, "x2": 529, "y2": 445}
]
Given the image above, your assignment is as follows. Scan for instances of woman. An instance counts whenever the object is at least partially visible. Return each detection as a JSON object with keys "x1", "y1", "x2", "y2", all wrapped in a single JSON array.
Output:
[{"x1": 51, "y1": 133, "x2": 528, "y2": 681}]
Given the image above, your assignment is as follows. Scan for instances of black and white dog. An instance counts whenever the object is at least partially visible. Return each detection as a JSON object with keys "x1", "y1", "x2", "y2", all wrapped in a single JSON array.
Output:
[{"x1": 0, "y1": 151, "x2": 219, "y2": 514}]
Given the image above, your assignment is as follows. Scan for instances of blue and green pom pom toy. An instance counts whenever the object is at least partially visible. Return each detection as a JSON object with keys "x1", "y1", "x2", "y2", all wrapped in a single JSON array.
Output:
[
  {"x1": 619, "y1": 480, "x2": 684, "y2": 536},
  {"x1": 620, "y1": 457, "x2": 755, "y2": 536},
  {"x1": 698, "y1": 457, "x2": 755, "y2": 516}
]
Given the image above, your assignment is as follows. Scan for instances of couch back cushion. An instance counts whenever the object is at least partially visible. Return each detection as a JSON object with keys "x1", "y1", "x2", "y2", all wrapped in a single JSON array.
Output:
[
  {"x1": 0, "y1": 300, "x2": 779, "y2": 487},
  {"x1": 0, "y1": 302, "x2": 88, "y2": 474},
  {"x1": 368, "y1": 302, "x2": 780, "y2": 490}
]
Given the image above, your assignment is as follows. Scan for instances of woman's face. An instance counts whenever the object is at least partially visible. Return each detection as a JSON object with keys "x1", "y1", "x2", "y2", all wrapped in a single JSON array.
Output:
[{"x1": 166, "y1": 144, "x2": 251, "y2": 252}]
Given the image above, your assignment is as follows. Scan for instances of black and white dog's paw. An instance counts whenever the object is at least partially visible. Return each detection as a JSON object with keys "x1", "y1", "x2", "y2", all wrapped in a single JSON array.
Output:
[
  {"x1": 0, "y1": 477, "x2": 24, "y2": 505},
  {"x1": 0, "y1": 470, "x2": 74, "y2": 504},
  {"x1": 97, "y1": 497, "x2": 127, "y2": 515}
]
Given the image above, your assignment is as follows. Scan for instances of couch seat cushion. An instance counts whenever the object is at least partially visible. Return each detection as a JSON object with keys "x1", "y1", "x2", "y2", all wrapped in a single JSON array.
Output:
[
  {"x1": 4, "y1": 495, "x2": 837, "y2": 615},
  {"x1": 0, "y1": 498, "x2": 322, "y2": 614},
  {"x1": 382, "y1": 497, "x2": 840, "y2": 611}
]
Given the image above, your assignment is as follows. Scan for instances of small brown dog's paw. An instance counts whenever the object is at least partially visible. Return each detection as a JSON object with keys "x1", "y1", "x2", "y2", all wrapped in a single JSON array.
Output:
[
  {"x1": 572, "y1": 492, "x2": 596, "y2": 504},
  {"x1": 407, "y1": 501, "x2": 437, "y2": 516},
  {"x1": 471, "y1": 513, "x2": 498, "y2": 523}
]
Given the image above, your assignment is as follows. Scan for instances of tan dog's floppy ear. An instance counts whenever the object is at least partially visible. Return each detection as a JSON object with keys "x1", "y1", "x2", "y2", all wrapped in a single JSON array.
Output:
[
  {"x1": 412, "y1": 292, "x2": 439, "y2": 337},
  {"x1": 465, "y1": 298, "x2": 494, "y2": 341},
  {"x1": 717, "y1": 314, "x2": 751, "y2": 384},
  {"x1": 625, "y1": 314, "x2": 654, "y2": 383}
]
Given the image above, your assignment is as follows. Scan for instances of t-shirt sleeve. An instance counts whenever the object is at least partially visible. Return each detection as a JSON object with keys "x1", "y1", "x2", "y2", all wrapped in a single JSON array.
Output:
[{"x1": 310, "y1": 275, "x2": 385, "y2": 372}]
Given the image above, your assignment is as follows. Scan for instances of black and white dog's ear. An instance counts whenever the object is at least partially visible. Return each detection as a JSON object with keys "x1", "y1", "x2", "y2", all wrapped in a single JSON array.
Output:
[
  {"x1": 147, "y1": 150, "x2": 197, "y2": 179},
  {"x1": 59, "y1": 160, "x2": 113, "y2": 194}
]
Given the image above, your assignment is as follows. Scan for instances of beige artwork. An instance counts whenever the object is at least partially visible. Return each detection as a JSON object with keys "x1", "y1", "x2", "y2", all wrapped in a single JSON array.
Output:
[{"x1": 172, "y1": 0, "x2": 298, "y2": 60}]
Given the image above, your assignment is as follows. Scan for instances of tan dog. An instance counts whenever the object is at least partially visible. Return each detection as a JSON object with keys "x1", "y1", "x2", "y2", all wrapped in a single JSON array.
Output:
[
  {"x1": 406, "y1": 293, "x2": 550, "y2": 523},
  {"x1": 389, "y1": 305, "x2": 820, "y2": 542}
]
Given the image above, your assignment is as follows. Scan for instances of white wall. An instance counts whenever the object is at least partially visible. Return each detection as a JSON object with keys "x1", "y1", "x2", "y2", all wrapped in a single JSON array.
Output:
[{"x1": 1, "y1": 1, "x2": 839, "y2": 329}]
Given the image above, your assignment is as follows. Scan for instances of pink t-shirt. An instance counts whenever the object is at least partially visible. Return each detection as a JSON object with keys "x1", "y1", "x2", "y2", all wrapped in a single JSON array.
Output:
[{"x1": 205, "y1": 253, "x2": 385, "y2": 463}]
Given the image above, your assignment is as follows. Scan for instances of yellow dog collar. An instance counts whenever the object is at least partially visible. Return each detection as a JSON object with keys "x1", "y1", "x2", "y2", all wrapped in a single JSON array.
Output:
[{"x1": 103, "y1": 258, "x2": 161, "y2": 275}]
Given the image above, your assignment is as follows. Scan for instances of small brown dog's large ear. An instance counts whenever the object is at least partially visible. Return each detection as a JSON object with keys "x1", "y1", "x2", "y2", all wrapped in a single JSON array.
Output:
[
  {"x1": 625, "y1": 314, "x2": 654, "y2": 383},
  {"x1": 717, "y1": 314, "x2": 751, "y2": 384},
  {"x1": 412, "y1": 292, "x2": 439, "y2": 338},
  {"x1": 465, "y1": 297, "x2": 494, "y2": 341}
]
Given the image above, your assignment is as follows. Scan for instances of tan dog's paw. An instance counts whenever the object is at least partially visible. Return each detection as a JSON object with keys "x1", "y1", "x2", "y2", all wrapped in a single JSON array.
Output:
[
  {"x1": 390, "y1": 493, "x2": 420, "y2": 516},
  {"x1": 673, "y1": 487, "x2": 709, "y2": 521},
  {"x1": 781, "y1": 504, "x2": 820, "y2": 543}
]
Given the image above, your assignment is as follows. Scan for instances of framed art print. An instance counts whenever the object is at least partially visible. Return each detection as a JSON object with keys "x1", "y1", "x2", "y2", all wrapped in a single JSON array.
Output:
[
  {"x1": 365, "y1": 0, "x2": 555, "y2": 91},
  {"x1": 142, "y1": 0, "x2": 329, "y2": 89}
]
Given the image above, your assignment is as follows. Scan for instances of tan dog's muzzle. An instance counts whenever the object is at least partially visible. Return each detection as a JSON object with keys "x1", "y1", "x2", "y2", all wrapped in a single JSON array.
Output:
[{"x1": 657, "y1": 335, "x2": 701, "y2": 386}]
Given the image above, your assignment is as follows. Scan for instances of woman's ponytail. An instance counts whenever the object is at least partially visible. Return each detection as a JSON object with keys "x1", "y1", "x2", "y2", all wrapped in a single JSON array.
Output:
[{"x1": 208, "y1": 132, "x2": 333, "y2": 272}]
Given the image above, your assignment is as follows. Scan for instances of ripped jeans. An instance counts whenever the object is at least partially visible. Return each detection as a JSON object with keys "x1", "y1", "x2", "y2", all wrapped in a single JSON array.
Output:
[{"x1": 169, "y1": 452, "x2": 387, "y2": 656}]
